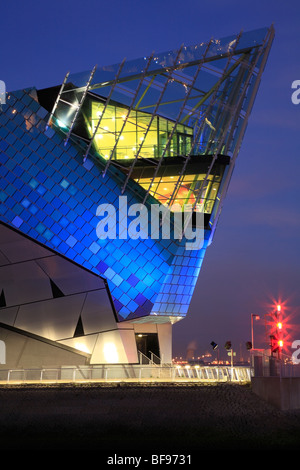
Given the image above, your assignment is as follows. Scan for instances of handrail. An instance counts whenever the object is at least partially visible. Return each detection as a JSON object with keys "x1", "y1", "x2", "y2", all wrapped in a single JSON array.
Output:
[
  {"x1": 0, "y1": 364, "x2": 253, "y2": 384},
  {"x1": 138, "y1": 350, "x2": 152, "y2": 365},
  {"x1": 149, "y1": 351, "x2": 161, "y2": 365}
]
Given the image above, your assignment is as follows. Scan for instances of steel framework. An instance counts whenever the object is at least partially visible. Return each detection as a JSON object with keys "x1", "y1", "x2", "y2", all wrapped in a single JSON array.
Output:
[{"x1": 45, "y1": 26, "x2": 275, "y2": 241}]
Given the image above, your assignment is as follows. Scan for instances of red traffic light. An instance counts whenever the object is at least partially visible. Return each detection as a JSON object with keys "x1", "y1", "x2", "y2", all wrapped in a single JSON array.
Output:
[{"x1": 270, "y1": 335, "x2": 283, "y2": 352}]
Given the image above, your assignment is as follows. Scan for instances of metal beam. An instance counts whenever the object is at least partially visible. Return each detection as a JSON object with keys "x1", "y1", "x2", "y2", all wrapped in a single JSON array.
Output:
[
  {"x1": 45, "y1": 71, "x2": 70, "y2": 130},
  {"x1": 135, "y1": 75, "x2": 157, "y2": 109},
  {"x1": 182, "y1": 27, "x2": 274, "y2": 239},
  {"x1": 84, "y1": 45, "x2": 259, "y2": 94},
  {"x1": 64, "y1": 65, "x2": 97, "y2": 146},
  {"x1": 83, "y1": 59, "x2": 126, "y2": 162},
  {"x1": 102, "y1": 53, "x2": 154, "y2": 175},
  {"x1": 142, "y1": 39, "x2": 213, "y2": 205},
  {"x1": 166, "y1": 31, "x2": 244, "y2": 212},
  {"x1": 180, "y1": 53, "x2": 246, "y2": 124},
  {"x1": 121, "y1": 44, "x2": 185, "y2": 194},
  {"x1": 208, "y1": 25, "x2": 275, "y2": 243}
]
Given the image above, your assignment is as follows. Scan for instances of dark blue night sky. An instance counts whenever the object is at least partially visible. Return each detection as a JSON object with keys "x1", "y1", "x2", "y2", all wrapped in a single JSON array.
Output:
[{"x1": 1, "y1": 0, "x2": 300, "y2": 360}]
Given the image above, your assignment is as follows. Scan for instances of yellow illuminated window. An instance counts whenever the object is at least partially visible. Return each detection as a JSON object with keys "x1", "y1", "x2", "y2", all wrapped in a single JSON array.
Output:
[
  {"x1": 137, "y1": 174, "x2": 221, "y2": 213},
  {"x1": 90, "y1": 100, "x2": 192, "y2": 161}
]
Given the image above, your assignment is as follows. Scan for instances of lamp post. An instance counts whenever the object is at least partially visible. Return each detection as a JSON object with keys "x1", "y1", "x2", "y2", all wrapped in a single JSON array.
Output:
[
  {"x1": 251, "y1": 314, "x2": 260, "y2": 349},
  {"x1": 210, "y1": 341, "x2": 219, "y2": 363}
]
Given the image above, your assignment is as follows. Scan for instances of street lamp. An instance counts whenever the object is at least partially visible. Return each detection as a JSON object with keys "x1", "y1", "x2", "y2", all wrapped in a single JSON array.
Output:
[
  {"x1": 210, "y1": 341, "x2": 219, "y2": 363},
  {"x1": 251, "y1": 314, "x2": 260, "y2": 349}
]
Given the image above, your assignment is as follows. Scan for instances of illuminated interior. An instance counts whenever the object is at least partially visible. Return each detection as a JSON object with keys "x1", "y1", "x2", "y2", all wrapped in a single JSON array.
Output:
[
  {"x1": 137, "y1": 173, "x2": 221, "y2": 212},
  {"x1": 88, "y1": 99, "x2": 223, "y2": 212},
  {"x1": 37, "y1": 26, "x2": 274, "y2": 220},
  {"x1": 90, "y1": 100, "x2": 193, "y2": 161}
]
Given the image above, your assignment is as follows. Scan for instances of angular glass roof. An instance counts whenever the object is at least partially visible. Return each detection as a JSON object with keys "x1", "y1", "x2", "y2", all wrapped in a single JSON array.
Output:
[
  {"x1": 44, "y1": 25, "x2": 274, "y2": 237},
  {"x1": 69, "y1": 27, "x2": 270, "y2": 93}
]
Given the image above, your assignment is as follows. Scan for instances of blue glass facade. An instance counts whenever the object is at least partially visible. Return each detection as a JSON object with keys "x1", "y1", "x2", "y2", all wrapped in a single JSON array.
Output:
[
  {"x1": 0, "y1": 26, "x2": 274, "y2": 332},
  {"x1": 0, "y1": 88, "x2": 209, "y2": 322}
]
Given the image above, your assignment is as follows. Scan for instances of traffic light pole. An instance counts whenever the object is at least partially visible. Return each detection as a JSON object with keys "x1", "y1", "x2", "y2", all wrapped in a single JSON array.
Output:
[{"x1": 269, "y1": 305, "x2": 283, "y2": 360}]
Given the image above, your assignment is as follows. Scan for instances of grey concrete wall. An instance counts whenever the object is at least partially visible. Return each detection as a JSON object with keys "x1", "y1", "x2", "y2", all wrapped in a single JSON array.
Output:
[
  {"x1": 0, "y1": 323, "x2": 89, "y2": 369},
  {"x1": 252, "y1": 377, "x2": 300, "y2": 410}
]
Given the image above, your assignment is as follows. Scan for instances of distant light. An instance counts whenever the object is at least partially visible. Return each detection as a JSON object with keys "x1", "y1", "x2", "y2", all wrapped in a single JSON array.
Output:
[
  {"x1": 277, "y1": 304, "x2": 281, "y2": 312},
  {"x1": 277, "y1": 322, "x2": 283, "y2": 330},
  {"x1": 278, "y1": 340, "x2": 284, "y2": 348}
]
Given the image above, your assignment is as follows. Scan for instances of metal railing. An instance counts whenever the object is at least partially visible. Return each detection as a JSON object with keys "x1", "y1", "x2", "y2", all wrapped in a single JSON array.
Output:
[{"x1": 0, "y1": 364, "x2": 252, "y2": 384}]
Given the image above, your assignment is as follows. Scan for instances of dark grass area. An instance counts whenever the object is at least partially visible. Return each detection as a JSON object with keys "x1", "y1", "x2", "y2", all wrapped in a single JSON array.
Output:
[{"x1": 0, "y1": 382, "x2": 300, "y2": 455}]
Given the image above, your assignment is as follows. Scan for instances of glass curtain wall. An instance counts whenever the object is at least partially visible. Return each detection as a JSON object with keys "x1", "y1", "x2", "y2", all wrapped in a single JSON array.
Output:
[
  {"x1": 90, "y1": 100, "x2": 193, "y2": 161},
  {"x1": 48, "y1": 27, "x2": 273, "y2": 216}
]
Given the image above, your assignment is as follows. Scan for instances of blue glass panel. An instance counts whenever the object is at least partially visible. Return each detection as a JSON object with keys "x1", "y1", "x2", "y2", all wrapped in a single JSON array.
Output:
[
  {"x1": 66, "y1": 235, "x2": 77, "y2": 247},
  {"x1": 89, "y1": 241, "x2": 100, "y2": 254},
  {"x1": 12, "y1": 216, "x2": 23, "y2": 228}
]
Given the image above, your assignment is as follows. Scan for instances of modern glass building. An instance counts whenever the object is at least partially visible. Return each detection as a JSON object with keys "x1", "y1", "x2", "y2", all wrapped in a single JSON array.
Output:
[{"x1": 0, "y1": 26, "x2": 274, "y2": 369}]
